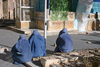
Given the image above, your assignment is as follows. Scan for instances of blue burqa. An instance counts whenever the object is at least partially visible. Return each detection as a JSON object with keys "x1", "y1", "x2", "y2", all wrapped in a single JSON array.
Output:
[
  {"x1": 11, "y1": 34, "x2": 32, "y2": 65},
  {"x1": 55, "y1": 28, "x2": 74, "y2": 53},
  {"x1": 28, "y1": 30, "x2": 46, "y2": 58}
]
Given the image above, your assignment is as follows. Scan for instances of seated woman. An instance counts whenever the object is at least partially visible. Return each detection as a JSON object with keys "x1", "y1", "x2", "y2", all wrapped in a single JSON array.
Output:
[
  {"x1": 55, "y1": 28, "x2": 73, "y2": 53},
  {"x1": 11, "y1": 34, "x2": 32, "y2": 65},
  {"x1": 28, "y1": 30, "x2": 46, "y2": 58}
]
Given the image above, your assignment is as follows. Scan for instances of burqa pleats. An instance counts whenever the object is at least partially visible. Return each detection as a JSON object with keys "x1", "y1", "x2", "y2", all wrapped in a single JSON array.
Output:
[
  {"x1": 28, "y1": 30, "x2": 46, "y2": 58},
  {"x1": 11, "y1": 34, "x2": 32, "y2": 65},
  {"x1": 55, "y1": 28, "x2": 73, "y2": 53}
]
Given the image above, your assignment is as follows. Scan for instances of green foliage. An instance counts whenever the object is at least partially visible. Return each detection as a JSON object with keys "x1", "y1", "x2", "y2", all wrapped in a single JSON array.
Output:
[
  {"x1": 50, "y1": 0, "x2": 73, "y2": 20},
  {"x1": 50, "y1": 0, "x2": 73, "y2": 11}
]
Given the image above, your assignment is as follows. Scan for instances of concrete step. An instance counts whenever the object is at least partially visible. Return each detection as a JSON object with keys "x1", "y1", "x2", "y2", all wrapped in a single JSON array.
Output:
[{"x1": 7, "y1": 26, "x2": 100, "y2": 36}]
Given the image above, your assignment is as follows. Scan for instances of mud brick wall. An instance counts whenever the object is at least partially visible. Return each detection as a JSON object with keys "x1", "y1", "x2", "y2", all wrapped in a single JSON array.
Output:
[{"x1": 48, "y1": 21, "x2": 74, "y2": 31}]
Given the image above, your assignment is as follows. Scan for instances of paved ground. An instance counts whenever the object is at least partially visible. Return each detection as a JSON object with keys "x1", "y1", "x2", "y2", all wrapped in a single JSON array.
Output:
[{"x1": 0, "y1": 27, "x2": 100, "y2": 67}]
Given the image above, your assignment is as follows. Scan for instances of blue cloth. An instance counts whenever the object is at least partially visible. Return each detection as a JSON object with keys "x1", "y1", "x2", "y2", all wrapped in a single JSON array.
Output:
[
  {"x1": 55, "y1": 28, "x2": 74, "y2": 53},
  {"x1": 11, "y1": 34, "x2": 32, "y2": 65},
  {"x1": 28, "y1": 30, "x2": 46, "y2": 58},
  {"x1": 93, "y1": 0, "x2": 100, "y2": 2}
]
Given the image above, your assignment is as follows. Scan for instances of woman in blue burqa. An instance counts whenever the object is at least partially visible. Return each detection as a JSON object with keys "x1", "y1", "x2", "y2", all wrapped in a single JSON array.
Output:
[
  {"x1": 28, "y1": 30, "x2": 46, "y2": 58},
  {"x1": 11, "y1": 34, "x2": 32, "y2": 65},
  {"x1": 55, "y1": 28, "x2": 74, "y2": 53}
]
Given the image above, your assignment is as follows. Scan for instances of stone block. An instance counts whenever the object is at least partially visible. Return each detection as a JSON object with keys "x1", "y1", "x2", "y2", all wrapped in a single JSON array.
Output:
[
  {"x1": 40, "y1": 56, "x2": 60, "y2": 67},
  {"x1": 69, "y1": 52, "x2": 79, "y2": 56},
  {"x1": 16, "y1": 22, "x2": 35, "y2": 29},
  {"x1": 67, "y1": 12, "x2": 75, "y2": 21}
]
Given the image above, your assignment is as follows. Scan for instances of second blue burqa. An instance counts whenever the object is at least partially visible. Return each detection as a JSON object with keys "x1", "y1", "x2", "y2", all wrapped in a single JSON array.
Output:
[
  {"x1": 11, "y1": 34, "x2": 32, "y2": 65},
  {"x1": 55, "y1": 28, "x2": 74, "y2": 53},
  {"x1": 28, "y1": 30, "x2": 46, "y2": 58}
]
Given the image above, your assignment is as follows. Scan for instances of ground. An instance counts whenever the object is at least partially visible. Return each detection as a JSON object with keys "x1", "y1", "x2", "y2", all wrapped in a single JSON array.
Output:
[{"x1": 0, "y1": 27, "x2": 100, "y2": 67}]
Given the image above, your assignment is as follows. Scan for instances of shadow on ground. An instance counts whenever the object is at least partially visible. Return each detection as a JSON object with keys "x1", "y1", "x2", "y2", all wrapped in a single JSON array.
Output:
[
  {"x1": 87, "y1": 32, "x2": 100, "y2": 37},
  {"x1": 0, "y1": 50, "x2": 13, "y2": 63},
  {"x1": 81, "y1": 39, "x2": 100, "y2": 45}
]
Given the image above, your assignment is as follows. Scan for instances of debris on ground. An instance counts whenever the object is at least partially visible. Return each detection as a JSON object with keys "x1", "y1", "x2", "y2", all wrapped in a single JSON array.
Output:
[
  {"x1": 0, "y1": 47, "x2": 9, "y2": 53},
  {"x1": 32, "y1": 48, "x2": 100, "y2": 67}
]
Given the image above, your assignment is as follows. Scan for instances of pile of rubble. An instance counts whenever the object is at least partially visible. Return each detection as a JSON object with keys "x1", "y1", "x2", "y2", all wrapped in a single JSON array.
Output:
[
  {"x1": 0, "y1": 47, "x2": 99, "y2": 67},
  {"x1": 33, "y1": 48, "x2": 100, "y2": 67}
]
